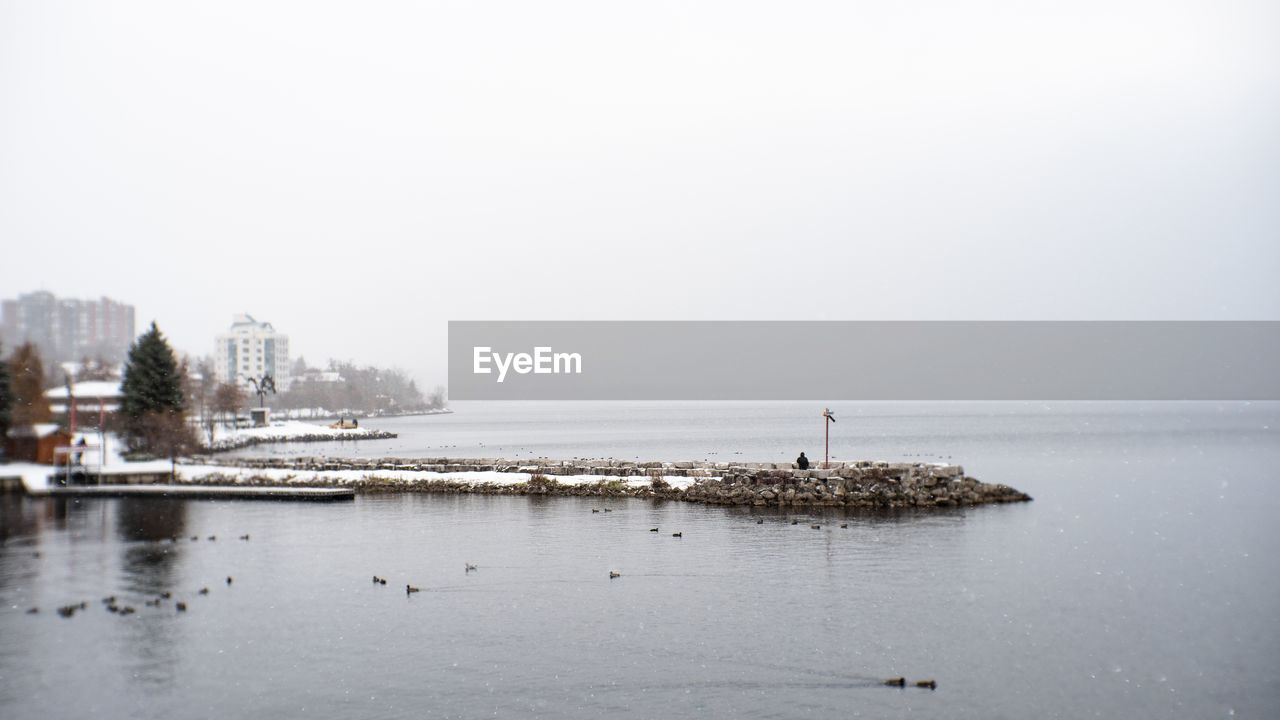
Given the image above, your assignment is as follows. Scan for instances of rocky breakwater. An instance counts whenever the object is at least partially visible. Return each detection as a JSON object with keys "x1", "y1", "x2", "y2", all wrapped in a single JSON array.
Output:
[
  {"x1": 684, "y1": 463, "x2": 1030, "y2": 508},
  {"x1": 180, "y1": 456, "x2": 1030, "y2": 508}
]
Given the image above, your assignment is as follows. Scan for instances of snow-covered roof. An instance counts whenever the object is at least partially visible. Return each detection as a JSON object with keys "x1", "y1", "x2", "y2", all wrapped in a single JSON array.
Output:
[
  {"x1": 298, "y1": 370, "x2": 344, "y2": 383},
  {"x1": 7, "y1": 423, "x2": 67, "y2": 439},
  {"x1": 44, "y1": 381, "x2": 124, "y2": 399},
  {"x1": 49, "y1": 403, "x2": 121, "y2": 413},
  {"x1": 230, "y1": 313, "x2": 274, "y2": 331}
]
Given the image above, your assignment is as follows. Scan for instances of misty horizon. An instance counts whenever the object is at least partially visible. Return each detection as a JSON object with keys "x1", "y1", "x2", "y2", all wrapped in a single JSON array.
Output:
[{"x1": 3, "y1": 1, "x2": 1277, "y2": 388}]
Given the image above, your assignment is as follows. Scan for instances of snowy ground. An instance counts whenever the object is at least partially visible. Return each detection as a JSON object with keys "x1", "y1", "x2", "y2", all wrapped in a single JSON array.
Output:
[
  {"x1": 62, "y1": 425, "x2": 379, "y2": 461},
  {"x1": 2, "y1": 430, "x2": 173, "y2": 493},
  {"x1": 177, "y1": 463, "x2": 702, "y2": 491},
  {"x1": 5, "y1": 426, "x2": 704, "y2": 493},
  {"x1": 1, "y1": 462, "x2": 60, "y2": 494}
]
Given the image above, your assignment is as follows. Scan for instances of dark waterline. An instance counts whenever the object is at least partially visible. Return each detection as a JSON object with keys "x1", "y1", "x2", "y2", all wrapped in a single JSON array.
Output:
[{"x1": 2, "y1": 402, "x2": 1278, "y2": 718}]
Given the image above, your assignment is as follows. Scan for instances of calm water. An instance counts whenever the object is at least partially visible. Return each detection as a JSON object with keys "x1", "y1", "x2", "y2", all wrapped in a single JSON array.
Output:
[{"x1": 2, "y1": 401, "x2": 1278, "y2": 719}]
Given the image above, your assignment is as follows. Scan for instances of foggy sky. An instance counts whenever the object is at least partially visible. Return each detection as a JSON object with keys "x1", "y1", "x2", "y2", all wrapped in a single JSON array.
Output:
[{"x1": 2, "y1": 0, "x2": 1277, "y2": 387}]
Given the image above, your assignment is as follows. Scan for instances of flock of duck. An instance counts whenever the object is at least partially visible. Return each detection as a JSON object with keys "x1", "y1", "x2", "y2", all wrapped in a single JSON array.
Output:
[
  {"x1": 374, "y1": 560, "x2": 482, "y2": 596},
  {"x1": 34, "y1": 533, "x2": 249, "y2": 619},
  {"x1": 884, "y1": 677, "x2": 938, "y2": 690},
  {"x1": 28, "y1": 511, "x2": 937, "y2": 692}
]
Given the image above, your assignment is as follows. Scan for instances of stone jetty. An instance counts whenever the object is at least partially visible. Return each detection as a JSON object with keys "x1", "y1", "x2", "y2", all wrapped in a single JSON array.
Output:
[
  {"x1": 179, "y1": 456, "x2": 1032, "y2": 508},
  {"x1": 682, "y1": 464, "x2": 1030, "y2": 508}
]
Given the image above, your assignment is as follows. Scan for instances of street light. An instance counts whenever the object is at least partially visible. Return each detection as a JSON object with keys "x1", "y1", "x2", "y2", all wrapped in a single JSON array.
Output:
[{"x1": 246, "y1": 374, "x2": 277, "y2": 408}]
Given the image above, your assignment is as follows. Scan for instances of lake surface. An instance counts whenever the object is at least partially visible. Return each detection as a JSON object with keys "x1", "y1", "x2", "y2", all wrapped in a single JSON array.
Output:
[{"x1": 2, "y1": 401, "x2": 1278, "y2": 718}]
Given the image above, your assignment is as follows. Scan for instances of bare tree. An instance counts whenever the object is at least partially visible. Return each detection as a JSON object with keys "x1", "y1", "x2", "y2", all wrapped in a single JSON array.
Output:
[
  {"x1": 183, "y1": 357, "x2": 219, "y2": 445},
  {"x1": 212, "y1": 382, "x2": 246, "y2": 428},
  {"x1": 428, "y1": 385, "x2": 447, "y2": 410},
  {"x1": 271, "y1": 359, "x2": 436, "y2": 416},
  {"x1": 133, "y1": 411, "x2": 197, "y2": 478},
  {"x1": 7, "y1": 343, "x2": 52, "y2": 427}
]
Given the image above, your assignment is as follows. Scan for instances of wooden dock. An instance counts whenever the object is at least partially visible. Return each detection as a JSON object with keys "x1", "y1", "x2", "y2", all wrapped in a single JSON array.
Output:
[{"x1": 39, "y1": 484, "x2": 355, "y2": 501}]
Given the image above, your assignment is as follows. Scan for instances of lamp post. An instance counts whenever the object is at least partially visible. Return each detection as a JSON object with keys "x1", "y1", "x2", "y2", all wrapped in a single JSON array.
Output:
[
  {"x1": 246, "y1": 374, "x2": 276, "y2": 408},
  {"x1": 99, "y1": 395, "x2": 106, "y2": 482},
  {"x1": 822, "y1": 408, "x2": 836, "y2": 469},
  {"x1": 65, "y1": 374, "x2": 76, "y2": 437}
]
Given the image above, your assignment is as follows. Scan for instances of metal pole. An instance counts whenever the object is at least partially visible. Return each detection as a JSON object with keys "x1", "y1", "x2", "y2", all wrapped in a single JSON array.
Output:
[
  {"x1": 99, "y1": 396, "x2": 106, "y2": 483},
  {"x1": 67, "y1": 376, "x2": 76, "y2": 438},
  {"x1": 822, "y1": 408, "x2": 836, "y2": 469}
]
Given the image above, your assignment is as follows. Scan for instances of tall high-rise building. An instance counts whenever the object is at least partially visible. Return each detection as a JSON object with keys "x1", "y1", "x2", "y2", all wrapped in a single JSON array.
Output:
[
  {"x1": 214, "y1": 314, "x2": 291, "y2": 391},
  {"x1": 0, "y1": 291, "x2": 136, "y2": 365}
]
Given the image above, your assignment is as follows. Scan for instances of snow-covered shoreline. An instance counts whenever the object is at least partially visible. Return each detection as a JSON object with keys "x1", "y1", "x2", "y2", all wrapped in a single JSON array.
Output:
[
  {"x1": 202, "y1": 420, "x2": 396, "y2": 451},
  {"x1": 176, "y1": 463, "x2": 700, "y2": 492},
  {"x1": 168, "y1": 457, "x2": 1030, "y2": 507},
  {"x1": 6, "y1": 426, "x2": 1029, "y2": 507},
  {"x1": 3, "y1": 423, "x2": 395, "y2": 493}
]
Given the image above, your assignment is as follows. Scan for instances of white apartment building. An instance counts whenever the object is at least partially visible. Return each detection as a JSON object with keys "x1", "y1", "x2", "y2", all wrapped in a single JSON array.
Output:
[{"x1": 214, "y1": 314, "x2": 291, "y2": 391}]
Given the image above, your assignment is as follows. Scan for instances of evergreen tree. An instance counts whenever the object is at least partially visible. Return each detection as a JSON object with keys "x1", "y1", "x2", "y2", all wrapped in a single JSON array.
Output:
[
  {"x1": 0, "y1": 343, "x2": 14, "y2": 437},
  {"x1": 121, "y1": 322, "x2": 186, "y2": 452}
]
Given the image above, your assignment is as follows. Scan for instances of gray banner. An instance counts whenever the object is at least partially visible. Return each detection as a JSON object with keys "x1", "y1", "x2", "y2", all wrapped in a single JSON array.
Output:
[{"x1": 448, "y1": 321, "x2": 1280, "y2": 400}]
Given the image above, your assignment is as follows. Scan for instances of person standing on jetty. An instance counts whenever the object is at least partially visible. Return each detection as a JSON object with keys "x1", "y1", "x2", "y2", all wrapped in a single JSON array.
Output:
[{"x1": 796, "y1": 452, "x2": 810, "y2": 470}]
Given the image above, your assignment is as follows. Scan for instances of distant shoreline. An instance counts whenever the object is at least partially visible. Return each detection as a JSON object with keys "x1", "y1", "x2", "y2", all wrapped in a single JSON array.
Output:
[{"x1": 269, "y1": 408, "x2": 453, "y2": 422}]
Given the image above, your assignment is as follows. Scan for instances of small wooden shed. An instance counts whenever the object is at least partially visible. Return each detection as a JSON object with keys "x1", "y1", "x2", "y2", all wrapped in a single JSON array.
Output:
[{"x1": 5, "y1": 423, "x2": 73, "y2": 464}]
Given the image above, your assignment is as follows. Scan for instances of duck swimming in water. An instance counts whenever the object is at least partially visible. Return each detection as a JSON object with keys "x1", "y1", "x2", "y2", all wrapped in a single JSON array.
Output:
[{"x1": 406, "y1": 585, "x2": 421, "y2": 594}]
